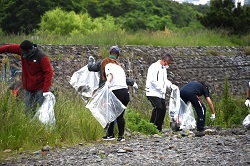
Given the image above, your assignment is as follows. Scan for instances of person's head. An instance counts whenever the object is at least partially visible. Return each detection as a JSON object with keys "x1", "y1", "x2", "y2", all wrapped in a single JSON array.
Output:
[
  {"x1": 199, "y1": 81, "x2": 212, "y2": 94},
  {"x1": 20, "y1": 40, "x2": 35, "y2": 59},
  {"x1": 109, "y1": 46, "x2": 120, "y2": 59},
  {"x1": 160, "y1": 54, "x2": 173, "y2": 67}
]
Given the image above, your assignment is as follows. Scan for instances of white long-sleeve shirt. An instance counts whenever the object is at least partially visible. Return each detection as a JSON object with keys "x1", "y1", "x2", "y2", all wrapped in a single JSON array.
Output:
[
  {"x1": 146, "y1": 60, "x2": 172, "y2": 99},
  {"x1": 105, "y1": 63, "x2": 128, "y2": 91}
]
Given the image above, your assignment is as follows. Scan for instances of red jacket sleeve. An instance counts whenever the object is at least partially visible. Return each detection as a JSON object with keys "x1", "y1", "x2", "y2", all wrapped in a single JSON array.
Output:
[
  {"x1": 40, "y1": 56, "x2": 54, "y2": 92},
  {"x1": 0, "y1": 44, "x2": 22, "y2": 55}
]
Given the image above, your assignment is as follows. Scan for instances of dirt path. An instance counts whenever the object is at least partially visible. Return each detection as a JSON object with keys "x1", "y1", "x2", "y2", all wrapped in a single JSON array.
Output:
[{"x1": 1, "y1": 128, "x2": 250, "y2": 166}]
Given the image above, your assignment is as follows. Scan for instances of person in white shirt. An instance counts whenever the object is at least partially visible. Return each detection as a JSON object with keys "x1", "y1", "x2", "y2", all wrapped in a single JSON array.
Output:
[
  {"x1": 101, "y1": 57, "x2": 130, "y2": 142},
  {"x1": 146, "y1": 54, "x2": 177, "y2": 132}
]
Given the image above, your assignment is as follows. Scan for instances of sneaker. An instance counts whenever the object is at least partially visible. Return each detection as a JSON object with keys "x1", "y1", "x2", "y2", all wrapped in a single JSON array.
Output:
[
  {"x1": 102, "y1": 135, "x2": 115, "y2": 141},
  {"x1": 117, "y1": 136, "x2": 125, "y2": 142},
  {"x1": 195, "y1": 131, "x2": 205, "y2": 137}
]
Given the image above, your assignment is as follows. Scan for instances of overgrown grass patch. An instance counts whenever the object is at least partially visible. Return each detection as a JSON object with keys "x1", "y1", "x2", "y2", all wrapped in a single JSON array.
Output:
[{"x1": 0, "y1": 29, "x2": 248, "y2": 46}]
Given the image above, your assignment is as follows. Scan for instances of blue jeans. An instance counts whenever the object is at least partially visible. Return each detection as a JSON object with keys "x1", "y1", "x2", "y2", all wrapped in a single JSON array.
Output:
[{"x1": 24, "y1": 89, "x2": 44, "y2": 116}]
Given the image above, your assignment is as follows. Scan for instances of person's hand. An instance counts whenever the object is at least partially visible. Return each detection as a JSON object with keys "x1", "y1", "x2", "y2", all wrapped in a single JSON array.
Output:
[
  {"x1": 171, "y1": 84, "x2": 178, "y2": 90},
  {"x1": 133, "y1": 82, "x2": 138, "y2": 89},
  {"x1": 43, "y1": 92, "x2": 52, "y2": 98},
  {"x1": 210, "y1": 114, "x2": 215, "y2": 121},
  {"x1": 105, "y1": 81, "x2": 111, "y2": 88},
  {"x1": 160, "y1": 88, "x2": 165, "y2": 94},
  {"x1": 88, "y1": 56, "x2": 95, "y2": 63},
  {"x1": 245, "y1": 99, "x2": 250, "y2": 108}
]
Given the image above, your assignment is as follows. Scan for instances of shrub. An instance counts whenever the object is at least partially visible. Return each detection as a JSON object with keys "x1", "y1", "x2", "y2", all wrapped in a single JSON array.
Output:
[{"x1": 125, "y1": 109, "x2": 159, "y2": 135}]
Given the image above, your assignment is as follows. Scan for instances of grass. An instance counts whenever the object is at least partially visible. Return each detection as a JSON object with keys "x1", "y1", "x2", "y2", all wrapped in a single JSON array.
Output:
[
  {"x1": 1, "y1": 77, "x2": 249, "y2": 160},
  {"x1": 0, "y1": 85, "x2": 104, "y2": 160},
  {"x1": 0, "y1": 29, "x2": 249, "y2": 46}
]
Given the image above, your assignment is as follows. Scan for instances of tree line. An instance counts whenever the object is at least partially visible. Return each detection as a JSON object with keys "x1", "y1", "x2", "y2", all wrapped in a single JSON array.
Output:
[{"x1": 0, "y1": 0, "x2": 249, "y2": 35}]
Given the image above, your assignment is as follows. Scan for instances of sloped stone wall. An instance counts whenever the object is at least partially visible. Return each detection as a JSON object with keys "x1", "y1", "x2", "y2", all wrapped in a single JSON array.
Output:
[{"x1": 1, "y1": 45, "x2": 250, "y2": 96}]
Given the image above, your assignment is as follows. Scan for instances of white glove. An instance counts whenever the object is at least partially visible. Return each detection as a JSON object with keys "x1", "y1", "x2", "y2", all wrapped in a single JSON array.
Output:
[
  {"x1": 133, "y1": 82, "x2": 138, "y2": 89},
  {"x1": 88, "y1": 56, "x2": 95, "y2": 63},
  {"x1": 43, "y1": 92, "x2": 53, "y2": 98},
  {"x1": 245, "y1": 99, "x2": 250, "y2": 108},
  {"x1": 171, "y1": 84, "x2": 178, "y2": 90},
  {"x1": 210, "y1": 114, "x2": 215, "y2": 121}
]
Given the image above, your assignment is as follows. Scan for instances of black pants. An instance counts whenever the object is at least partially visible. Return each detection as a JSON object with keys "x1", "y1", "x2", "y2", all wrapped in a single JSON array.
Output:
[
  {"x1": 180, "y1": 90, "x2": 206, "y2": 131},
  {"x1": 147, "y1": 96, "x2": 166, "y2": 132},
  {"x1": 107, "y1": 88, "x2": 130, "y2": 137}
]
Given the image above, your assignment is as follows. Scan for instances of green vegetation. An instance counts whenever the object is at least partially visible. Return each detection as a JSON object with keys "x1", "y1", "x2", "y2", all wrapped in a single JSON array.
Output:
[
  {"x1": 1, "y1": 0, "x2": 249, "y2": 36},
  {"x1": 1, "y1": 29, "x2": 249, "y2": 46},
  {"x1": 1, "y1": 76, "x2": 248, "y2": 159}
]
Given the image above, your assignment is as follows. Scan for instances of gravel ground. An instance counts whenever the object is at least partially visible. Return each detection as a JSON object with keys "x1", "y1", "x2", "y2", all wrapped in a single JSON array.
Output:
[{"x1": 1, "y1": 127, "x2": 250, "y2": 166}]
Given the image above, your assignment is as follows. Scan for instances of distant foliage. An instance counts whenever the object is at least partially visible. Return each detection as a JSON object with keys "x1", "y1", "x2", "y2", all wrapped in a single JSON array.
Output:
[
  {"x1": 0, "y1": 0, "x2": 83, "y2": 34},
  {"x1": 37, "y1": 8, "x2": 120, "y2": 36},
  {"x1": 199, "y1": 0, "x2": 250, "y2": 34},
  {"x1": 0, "y1": 0, "x2": 208, "y2": 35}
]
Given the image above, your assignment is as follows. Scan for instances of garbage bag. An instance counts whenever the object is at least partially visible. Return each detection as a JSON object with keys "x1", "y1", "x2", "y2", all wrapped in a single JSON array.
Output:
[
  {"x1": 34, "y1": 92, "x2": 56, "y2": 126},
  {"x1": 86, "y1": 84, "x2": 126, "y2": 128},
  {"x1": 169, "y1": 87, "x2": 196, "y2": 131},
  {"x1": 243, "y1": 114, "x2": 250, "y2": 129},
  {"x1": 178, "y1": 100, "x2": 196, "y2": 130},
  {"x1": 169, "y1": 88, "x2": 181, "y2": 122},
  {"x1": 69, "y1": 65, "x2": 99, "y2": 98}
]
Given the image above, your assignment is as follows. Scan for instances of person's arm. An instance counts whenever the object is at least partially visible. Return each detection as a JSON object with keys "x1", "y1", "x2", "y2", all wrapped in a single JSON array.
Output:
[
  {"x1": 88, "y1": 59, "x2": 101, "y2": 72},
  {"x1": 147, "y1": 66, "x2": 162, "y2": 91},
  {"x1": 106, "y1": 73, "x2": 113, "y2": 82},
  {"x1": 41, "y1": 56, "x2": 53, "y2": 92},
  {"x1": 245, "y1": 82, "x2": 250, "y2": 108},
  {"x1": 206, "y1": 97, "x2": 215, "y2": 114},
  {"x1": 0, "y1": 44, "x2": 22, "y2": 55}
]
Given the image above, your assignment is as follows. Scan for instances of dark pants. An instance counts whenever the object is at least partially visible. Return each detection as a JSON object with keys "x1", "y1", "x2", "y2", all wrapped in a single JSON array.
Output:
[
  {"x1": 24, "y1": 89, "x2": 44, "y2": 116},
  {"x1": 147, "y1": 96, "x2": 166, "y2": 132},
  {"x1": 107, "y1": 88, "x2": 130, "y2": 137},
  {"x1": 180, "y1": 90, "x2": 206, "y2": 131}
]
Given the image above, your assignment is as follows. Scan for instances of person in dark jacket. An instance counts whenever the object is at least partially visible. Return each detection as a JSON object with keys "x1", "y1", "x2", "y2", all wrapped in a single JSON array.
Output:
[
  {"x1": 87, "y1": 46, "x2": 138, "y2": 89},
  {"x1": 0, "y1": 40, "x2": 54, "y2": 116},
  {"x1": 180, "y1": 81, "x2": 215, "y2": 137}
]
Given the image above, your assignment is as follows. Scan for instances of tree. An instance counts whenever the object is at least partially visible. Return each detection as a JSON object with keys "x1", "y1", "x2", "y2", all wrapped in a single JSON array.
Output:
[
  {"x1": 0, "y1": 0, "x2": 83, "y2": 34},
  {"x1": 199, "y1": 0, "x2": 250, "y2": 34}
]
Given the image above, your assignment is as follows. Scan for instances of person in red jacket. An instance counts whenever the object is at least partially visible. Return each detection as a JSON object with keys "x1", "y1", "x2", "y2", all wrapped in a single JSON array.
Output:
[{"x1": 0, "y1": 40, "x2": 53, "y2": 116}]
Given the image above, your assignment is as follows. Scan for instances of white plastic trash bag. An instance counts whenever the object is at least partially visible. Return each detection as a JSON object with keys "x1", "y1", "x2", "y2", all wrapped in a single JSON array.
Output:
[
  {"x1": 34, "y1": 92, "x2": 56, "y2": 126},
  {"x1": 86, "y1": 84, "x2": 126, "y2": 128},
  {"x1": 69, "y1": 65, "x2": 99, "y2": 98},
  {"x1": 243, "y1": 114, "x2": 250, "y2": 128},
  {"x1": 169, "y1": 88, "x2": 181, "y2": 122},
  {"x1": 169, "y1": 87, "x2": 196, "y2": 130},
  {"x1": 178, "y1": 100, "x2": 196, "y2": 130}
]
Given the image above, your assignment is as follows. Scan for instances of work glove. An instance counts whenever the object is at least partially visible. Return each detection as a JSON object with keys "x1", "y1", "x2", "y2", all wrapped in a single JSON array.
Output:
[
  {"x1": 171, "y1": 84, "x2": 178, "y2": 90},
  {"x1": 245, "y1": 99, "x2": 250, "y2": 108},
  {"x1": 43, "y1": 92, "x2": 53, "y2": 98},
  {"x1": 133, "y1": 82, "x2": 138, "y2": 89},
  {"x1": 210, "y1": 114, "x2": 215, "y2": 121},
  {"x1": 88, "y1": 56, "x2": 95, "y2": 63}
]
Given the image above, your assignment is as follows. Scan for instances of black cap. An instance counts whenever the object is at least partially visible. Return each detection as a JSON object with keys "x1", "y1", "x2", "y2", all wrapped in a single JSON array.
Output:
[{"x1": 20, "y1": 40, "x2": 33, "y2": 50}]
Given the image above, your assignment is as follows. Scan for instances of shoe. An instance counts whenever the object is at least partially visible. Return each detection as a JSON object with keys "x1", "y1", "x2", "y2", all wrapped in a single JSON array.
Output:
[
  {"x1": 102, "y1": 135, "x2": 115, "y2": 141},
  {"x1": 195, "y1": 131, "x2": 205, "y2": 137},
  {"x1": 117, "y1": 136, "x2": 125, "y2": 142}
]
